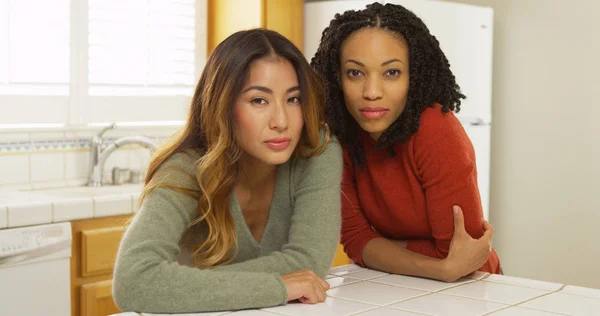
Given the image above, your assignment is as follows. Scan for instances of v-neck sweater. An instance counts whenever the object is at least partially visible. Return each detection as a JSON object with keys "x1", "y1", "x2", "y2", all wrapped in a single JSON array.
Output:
[{"x1": 113, "y1": 137, "x2": 343, "y2": 313}]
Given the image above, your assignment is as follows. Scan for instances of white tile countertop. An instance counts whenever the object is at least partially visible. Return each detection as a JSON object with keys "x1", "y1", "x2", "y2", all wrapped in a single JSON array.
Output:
[
  {"x1": 0, "y1": 184, "x2": 143, "y2": 228},
  {"x1": 111, "y1": 264, "x2": 600, "y2": 316}
]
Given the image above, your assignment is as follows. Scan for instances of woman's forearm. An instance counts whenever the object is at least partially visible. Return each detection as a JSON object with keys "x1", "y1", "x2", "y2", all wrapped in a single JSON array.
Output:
[{"x1": 362, "y1": 237, "x2": 451, "y2": 281}]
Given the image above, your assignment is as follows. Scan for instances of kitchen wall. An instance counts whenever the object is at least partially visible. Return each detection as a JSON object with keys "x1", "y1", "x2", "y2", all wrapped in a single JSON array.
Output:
[
  {"x1": 0, "y1": 128, "x2": 177, "y2": 190},
  {"x1": 433, "y1": 0, "x2": 599, "y2": 288}
]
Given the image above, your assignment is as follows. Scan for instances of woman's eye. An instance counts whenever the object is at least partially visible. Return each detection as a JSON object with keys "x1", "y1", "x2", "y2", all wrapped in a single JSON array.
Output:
[
  {"x1": 251, "y1": 98, "x2": 267, "y2": 105},
  {"x1": 288, "y1": 96, "x2": 301, "y2": 104},
  {"x1": 386, "y1": 69, "x2": 401, "y2": 77},
  {"x1": 347, "y1": 69, "x2": 362, "y2": 77}
]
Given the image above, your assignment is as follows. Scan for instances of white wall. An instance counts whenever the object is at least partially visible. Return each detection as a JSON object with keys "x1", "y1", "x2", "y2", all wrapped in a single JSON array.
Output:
[{"x1": 436, "y1": 0, "x2": 600, "y2": 287}]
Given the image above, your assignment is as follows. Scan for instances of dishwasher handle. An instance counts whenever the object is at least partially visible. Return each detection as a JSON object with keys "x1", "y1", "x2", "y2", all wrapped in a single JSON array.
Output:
[{"x1": 0, "y1": 238, "x2": 72, "y2": 266}]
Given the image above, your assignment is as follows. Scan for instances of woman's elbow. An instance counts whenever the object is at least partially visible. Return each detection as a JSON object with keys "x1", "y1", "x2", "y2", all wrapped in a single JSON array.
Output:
[
  {"x1": 112, "y1": 258, "x2": 149, "y2": 312},
  {"x1": 112, "y1": 269, "x2": 141, "y2": 311}
]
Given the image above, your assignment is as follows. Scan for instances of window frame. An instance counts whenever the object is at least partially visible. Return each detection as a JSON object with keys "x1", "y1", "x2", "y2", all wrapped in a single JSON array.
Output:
[{"x1": 0, "y1": 0, "x2": 206, "y2": 127}]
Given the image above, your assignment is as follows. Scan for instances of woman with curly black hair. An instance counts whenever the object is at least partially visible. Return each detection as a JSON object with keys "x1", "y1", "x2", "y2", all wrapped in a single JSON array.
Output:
[{"x1": 311, "y1": 2, "x2": 501, "y2": 282}]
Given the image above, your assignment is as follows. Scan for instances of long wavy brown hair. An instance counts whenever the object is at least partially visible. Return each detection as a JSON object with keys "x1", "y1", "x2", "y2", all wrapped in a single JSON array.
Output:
[{"x1": 139, "y1": 29, "x2": 328, "y2": 268}]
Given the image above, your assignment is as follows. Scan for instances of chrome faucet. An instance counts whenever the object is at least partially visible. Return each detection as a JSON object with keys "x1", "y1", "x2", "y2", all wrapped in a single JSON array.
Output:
[{"x1": 87, "y1": 124, "x2": 157, "y2": 187}]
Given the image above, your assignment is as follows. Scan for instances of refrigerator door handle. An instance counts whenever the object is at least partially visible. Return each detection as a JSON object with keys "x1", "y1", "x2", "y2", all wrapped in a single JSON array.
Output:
[{"x1": 470, "y1": 117, "x2": 492, "y2": 126}]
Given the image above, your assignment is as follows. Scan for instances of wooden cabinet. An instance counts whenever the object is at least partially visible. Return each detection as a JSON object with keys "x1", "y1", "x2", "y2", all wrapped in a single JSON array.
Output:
[
  {"x1": 71, "y1": 215, "x2": 131, "y2": 316},
  {"x1": 207, "y1": 0, "x2": 304, "y2": 55},
  {"x1": 80, "y1": 280, "x2": 120, "y2": 316},
  {"x1": 332, "y1": 244, "x2": 351, "y2": 267}
]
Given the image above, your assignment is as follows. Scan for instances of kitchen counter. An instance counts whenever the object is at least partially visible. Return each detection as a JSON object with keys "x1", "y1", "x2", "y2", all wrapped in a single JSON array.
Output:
[
  {"x1": 110, "y1": 264, "x2": 600, "y2": 316},
  {"x1": 4, "y1": 187, "x2": 600, "y2": 315},
  {"x1": 0, "y1": 184, "x2": 143, "y2": 228}
]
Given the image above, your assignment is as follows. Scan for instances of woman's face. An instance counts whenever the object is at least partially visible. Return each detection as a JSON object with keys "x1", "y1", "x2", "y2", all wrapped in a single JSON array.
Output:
[
  {"x1": 340, "y1": 27, "x2": 410, "y2": 140},
  {"x1": 233, "y1": 57, "x2": 304, "y2": 167}
]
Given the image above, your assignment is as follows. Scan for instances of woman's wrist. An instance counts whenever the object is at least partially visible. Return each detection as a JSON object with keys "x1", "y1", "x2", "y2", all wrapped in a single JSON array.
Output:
[{"x1": 437, "y1": 258, "x2": 461, "y2": 282}]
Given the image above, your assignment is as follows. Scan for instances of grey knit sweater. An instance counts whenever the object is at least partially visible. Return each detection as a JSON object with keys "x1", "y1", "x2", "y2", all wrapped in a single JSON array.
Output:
[{"x1": 113, "y1": 137, "x2": 342, "y2": 313}]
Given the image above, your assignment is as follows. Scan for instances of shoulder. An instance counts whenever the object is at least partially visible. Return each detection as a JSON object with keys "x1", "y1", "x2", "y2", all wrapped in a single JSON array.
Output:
[
  {"x1": 417, "y1": 104, "x2": 464, "y2": 136},
  {"x1": 152, "y1": 148, "x2": 202, "y2": 190},
  {"x1": 292, "y1": 128, "x2": 343, "y2": 184},
  {"x1": 413, "y1": 104, "x2": 470, "y2": 146},
  {"x1": 411, "y1": 104, "x2": 474, "y2": 162}
]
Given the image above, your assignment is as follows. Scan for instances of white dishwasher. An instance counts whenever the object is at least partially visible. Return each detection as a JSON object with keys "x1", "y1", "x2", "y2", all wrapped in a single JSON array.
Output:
[{"x1": 0, "y1": 222, "x2": 72, "y2": 316}]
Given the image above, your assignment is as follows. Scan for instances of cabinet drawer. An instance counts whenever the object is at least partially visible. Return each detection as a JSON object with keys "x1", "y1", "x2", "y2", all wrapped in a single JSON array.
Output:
[
  {"x1": 81, "y1": 227, "x2": 125, "y2": 277},
  {"x1": 80, "y1": 280, "x2": 120, "y2": 316}
]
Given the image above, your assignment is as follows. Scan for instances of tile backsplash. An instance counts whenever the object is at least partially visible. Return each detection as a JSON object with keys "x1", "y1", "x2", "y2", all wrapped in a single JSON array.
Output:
[{"x1": 0, "y1": 128, "x2": 174, "y2": 189}]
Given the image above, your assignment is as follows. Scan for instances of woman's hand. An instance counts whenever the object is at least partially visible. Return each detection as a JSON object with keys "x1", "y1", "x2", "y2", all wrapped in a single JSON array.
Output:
[
  {"x1": 281, "y1": 270, "x2": 329, "y2": 304},
  {"x1": 441, "y1": 206, "x2": 494, "y2": 282}
]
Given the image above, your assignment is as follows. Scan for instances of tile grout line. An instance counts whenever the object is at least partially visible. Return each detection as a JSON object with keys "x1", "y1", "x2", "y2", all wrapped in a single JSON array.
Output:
[
  {"x1": 433, "y1": 275, "x2": 577, "y2": 312},
  {"x1": 480, "y1": 273, "x2": 492, "y2": 280},
  {"x1": 326, "y1": 280, "x2": 428, "y2": 309},
  {"x1": 345, "y1": 305, "x2": 382, "y2": 316},
  {"x1": 260, "y1": 310, "x2": 288, "y2": 315},
  {"x1": 439, "y1": 290, "x2": 534, "y2": 306},
  {"x1": 480, "y1": 284, "x2": 570, "y2": 316},
  {"x1": 384, "y1": 307, "x2": 435, "y2": 316},
  {"x1": 556, "y1": 290, "x2": 600, "y2": 301},
  {"x1": 381, "y1": 291, "x2": 436, "y2": 308},
  {"x1": 328, "y1": 276, "x2": 437, "y2": 307},
  {"x1": 328, "y1": 289, "x2": 434, "y2": 316},
  {"x1": 50, "y1": 202, "x2": 56, "y2": 223},
  {"x1": 480, "y1": 283, "x2": 565, "y2": 316},
  {"x1": 480, "y1": 305, "x2": 514, "y2": 316},
  {"x1": 344, "y1": 273, "x2": 389, "y2": 281},
  {"x1": 328, "y1": 273, "x2": 507, "y2": 311},
  {"x1": 431, "y1": 278, "x2": 479, "y2": 293},
  {"x1": 349, "y1": 304, "x2": 434, "y2": 316},
  {"x1": 483, "y1": 279, "x2": 564, "y2": 292},
  {"x1": 367, "y1": 278, "x2": 477, "y2": 296}
]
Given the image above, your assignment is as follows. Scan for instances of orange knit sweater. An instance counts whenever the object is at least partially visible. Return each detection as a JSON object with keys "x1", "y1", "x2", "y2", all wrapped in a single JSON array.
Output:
[{"x1": 340, "y1": 105, "x2": 501, "y2": 274}]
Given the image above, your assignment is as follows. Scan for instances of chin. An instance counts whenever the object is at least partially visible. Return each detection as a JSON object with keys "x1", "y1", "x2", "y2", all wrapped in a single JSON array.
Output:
[
  {"x1": 358, "y1": 121, "x2": 387, "y2": 135},
  {"x1": 261, "y1": 152, "x2": 295, "y2": 166}
]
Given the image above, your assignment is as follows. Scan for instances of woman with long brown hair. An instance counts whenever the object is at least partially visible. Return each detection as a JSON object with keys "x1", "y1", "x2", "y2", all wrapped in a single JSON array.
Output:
[{"x1": 112, "y1": 29, "x2": 342, "y2": 313}]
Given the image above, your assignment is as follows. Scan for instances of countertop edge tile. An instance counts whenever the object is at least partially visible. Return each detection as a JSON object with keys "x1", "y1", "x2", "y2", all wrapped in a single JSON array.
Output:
[
  {"x1": 0, "y1": 204, "x2": 7, "y2": 228},
  {"x1": 6, "y1": 201, "x2": 53, "y2": 227}
]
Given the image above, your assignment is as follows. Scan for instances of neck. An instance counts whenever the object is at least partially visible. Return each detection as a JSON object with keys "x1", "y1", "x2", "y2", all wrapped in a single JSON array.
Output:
[
  {"x1": 370, "y1": 132, "x2": 382, "y2": 141},
  {"x1": 236, "y1": 154, "x2": 277, "y2": 190}
]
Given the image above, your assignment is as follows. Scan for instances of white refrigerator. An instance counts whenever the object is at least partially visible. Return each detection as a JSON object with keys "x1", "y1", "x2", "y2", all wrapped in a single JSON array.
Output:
[{"x1": 304, "y1": 0, "x2": 494, "y2": 220}]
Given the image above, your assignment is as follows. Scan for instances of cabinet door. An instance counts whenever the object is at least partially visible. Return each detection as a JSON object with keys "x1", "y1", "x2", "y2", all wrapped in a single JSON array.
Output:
[
  {"x1": 331, "y1": 244, "x2": 352, "y2": 267},
  {"x1": 80, "y1": 280, "x2": 120, "y2": 316},
  {"x1": 264, "y1": 0, "x2": 304, "y2": 50},
  {"x1": 207, "y1": 0, "x2": 263, "y2": 54},
  {"x1": 207, "y1": 0, "x2": 304, "y2": 55},
  {"x1": 81, "y1": 226, "x2": 125, "y2": 277}
]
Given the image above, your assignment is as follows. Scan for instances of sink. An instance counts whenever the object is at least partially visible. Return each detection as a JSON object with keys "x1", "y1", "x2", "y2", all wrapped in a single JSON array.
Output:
[{"x1": 22, "y1": 184, "x2": 143, "y2": 199}]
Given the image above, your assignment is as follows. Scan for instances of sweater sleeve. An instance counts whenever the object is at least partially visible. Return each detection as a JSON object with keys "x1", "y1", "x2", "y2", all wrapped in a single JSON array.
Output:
[
  {"x1": 213, "y1": 136, "x2": 343, "y2": 277},
  {"x1": 112, "y1": 153, "x2": 287, "y2": 313},
  {"x1": 406, "y1": 108, "x2": 486, "y2": 259},
  {"x1": 339, "y1": 149, "x2": 383, "y2": 267}
]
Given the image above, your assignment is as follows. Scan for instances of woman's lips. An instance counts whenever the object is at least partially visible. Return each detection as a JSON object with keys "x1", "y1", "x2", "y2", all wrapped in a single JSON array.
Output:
[
  {"x1": 360, "y1": 107, "x2": 388, "y2": 119},
  {"x1": 265, "y1": 137, "x2": 291, "y2": 150}
]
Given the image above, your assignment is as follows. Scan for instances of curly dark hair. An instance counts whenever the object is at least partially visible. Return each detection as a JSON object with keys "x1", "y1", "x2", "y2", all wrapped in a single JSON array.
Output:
[{"x1": 310, "y1": 2, "x2": 465, "y2": 167}]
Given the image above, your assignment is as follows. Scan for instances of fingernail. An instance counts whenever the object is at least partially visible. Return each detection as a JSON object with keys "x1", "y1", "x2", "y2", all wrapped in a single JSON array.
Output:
[{"x1": 453, "y1": 206, "x2": 458, "y2": 215}]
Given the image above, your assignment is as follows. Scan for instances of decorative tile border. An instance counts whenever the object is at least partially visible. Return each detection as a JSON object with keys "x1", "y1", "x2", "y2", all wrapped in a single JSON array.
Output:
[
  {"x1": 0, "y1": 136, "x2": 166, "y2": 154},
  {"x1": 0, "y1": 141, "x2": 32, "y2": 153}
]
